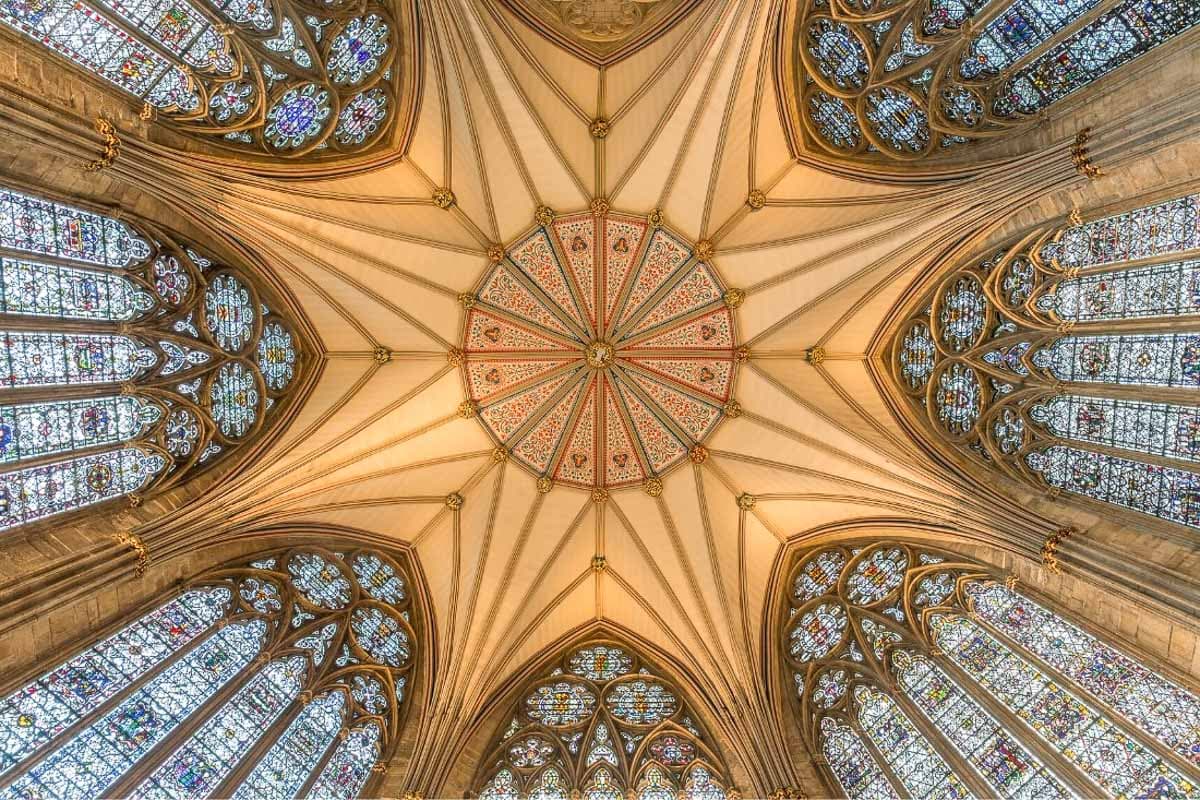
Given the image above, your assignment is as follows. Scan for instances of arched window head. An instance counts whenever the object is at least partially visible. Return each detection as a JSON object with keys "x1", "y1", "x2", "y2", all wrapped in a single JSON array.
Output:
[
  {"x1": 473, "y1": 640, "x2": 736, "y2": 800},
  {"x1": 0, "y1": 0, "x2": 414, "y2": 161},
  {"x1": 890, "y1": 190, "x2": 1200, "y2": 532},
  {"x1": 0, "y1": 183, "x2": 305, "y2": 532},
  {"x1": 783, "y1": 540, "x2": 1200, "y2": 799},
  {"x1": 0, "y1": 545, "x2": 418, "y2": 798},
  {"x1": 780, "y1": 0, "x2": 1200, "y2": 165}
]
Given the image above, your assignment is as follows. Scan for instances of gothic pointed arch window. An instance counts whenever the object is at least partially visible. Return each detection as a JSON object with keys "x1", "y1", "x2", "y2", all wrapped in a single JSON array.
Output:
[
  {"x1": 780, "y1": 0, "x2": 1200, "y2": 163},
  {"x1": 0, "y1": 0, "x2": 415, "y2": 160},
  {"x1": 890, "y1": 190, "x2": 1200, "y2": 532},
  {"x1": 0, "y1": 545, "x2": 418, "y2": 798},
  {"x1": 782, "y1": 540, "x2": 1200, "y2": 799},
  {"x1": 0, "y1": 182, "x2": 304, "y2": 532},
  {"x1": 473, "y1": 640, "x2": 736, "y2": 800}
]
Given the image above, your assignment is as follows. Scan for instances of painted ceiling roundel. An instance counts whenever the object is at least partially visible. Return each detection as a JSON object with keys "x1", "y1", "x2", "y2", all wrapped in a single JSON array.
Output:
[{"x1": 460, "y1": 209, "x2": 742, "y2": 491}]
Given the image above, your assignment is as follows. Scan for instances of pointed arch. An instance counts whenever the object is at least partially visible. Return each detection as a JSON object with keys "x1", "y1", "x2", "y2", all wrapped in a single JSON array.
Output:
[
  {"x1": 471, "y1": 634, "x2": 739, "y2": 799},
  {"x1": 884, "y1": 185, "x2": 1200, "y2": 536},
  {"x1": 775, "y1": 536, "x2": 1200, "y2": 799},
  {"x1": 0, "y1": 540, "x2": 423, "y2": 798},
  {"x1": 0, "y1": 177, "x2": 311, "y2": 534}
]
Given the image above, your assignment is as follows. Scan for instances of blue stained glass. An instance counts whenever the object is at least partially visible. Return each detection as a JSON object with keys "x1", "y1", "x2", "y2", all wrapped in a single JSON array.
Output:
[
  {"x1": 961, "y1": 0, "x2": 1097, "y2": 78},
  {"x1": 934, "y1": 615, "x2": 1197, "y2": 797},
  {"x1": 0, "y1": 331, "x2": 157, "y2": 388},
  {"x1": 0, "y1": 588, "x2": 229, "y2": 777},
  {"x1": 95, "y1": 0, "x2": 232, "y2": 73},
  {"x1": 264, "y1": 84, "x2": 332, "y2": 150},
  {"x1": 327, "y1": 15, "x2": 389, "y2": 85},
  {"x1": 966, "y1": 582, "x2": 1200, "y2": 768},
  {"x1": 994, "y1": 0, "x2": 1200, "y2": 116},
  {"x1": 4, "y1": 619, "x2": 266, "y2": 800},
  {"x1": 0, "y1": 258, "x2": 154, "y2": 321},
  {"x1": 0, "y1": 447, "x2": 167, "y2": 530},
  {"x1": 307, "y1": 721, "x2": 381, "y2": 800},
  {"x1": 334, "y1": 89, "x2": 389, "y2": 146},
  {"x1": 0, "y1": 188, "x2": 149, "y2": 267},
  {"x1": 133, "y1": 654, "x2": 307, "y2": 798},
  {"x1": 1027, "y1": 445, "x2": 1200, "y2": 529},
  {"x1": 0, "y1": 395, "x2": 161, "y2": 465},
  {"x1": 231, "y1": 690, "x2": 345, "y2": 799}
]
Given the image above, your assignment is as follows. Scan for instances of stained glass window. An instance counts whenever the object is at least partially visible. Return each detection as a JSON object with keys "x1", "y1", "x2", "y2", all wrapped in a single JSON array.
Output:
[
  {"x1": 473, "y1": 641, "x2": 735, "y2": 799},
  {"x1": 893, "y1": 191, "x2": 1200, "y2": 531},
  {"x1": 0, "y1": 0, "x2": 407, "y2": 159},
  {"x1": 789, "y1": 0, "x2": 1200, "y2": 162},
  {"x1": 0, "y1": 184, "x2": 302, "y2": 532},
  {"x1": 785, "y1": 542, "x2": 1200, "y2": 800},
  {"x1": 0, "y1": 546, "x2": 417, "y2": 799}
]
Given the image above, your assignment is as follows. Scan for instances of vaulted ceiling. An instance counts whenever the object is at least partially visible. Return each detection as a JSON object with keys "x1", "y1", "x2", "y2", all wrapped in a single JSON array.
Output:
[{"x1": 19, "y1": 0, "x2": 1186, "y2": 788}]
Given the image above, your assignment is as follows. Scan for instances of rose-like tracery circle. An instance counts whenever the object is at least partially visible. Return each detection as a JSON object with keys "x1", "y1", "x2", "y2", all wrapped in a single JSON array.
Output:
[{"x1": 460, "y1": 209, "x2": 740, "y2": 489}]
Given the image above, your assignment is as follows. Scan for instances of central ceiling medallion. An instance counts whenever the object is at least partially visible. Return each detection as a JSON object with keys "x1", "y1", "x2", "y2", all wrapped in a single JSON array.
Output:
[{"x1": 459, "y1": 209, "x2": 741, "y2": 490}]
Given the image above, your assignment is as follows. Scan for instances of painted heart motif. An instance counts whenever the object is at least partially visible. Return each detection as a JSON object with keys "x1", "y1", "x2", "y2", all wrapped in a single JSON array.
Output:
[
  {"x1": 483, "y1": 327, "x2": 501, "y2": 343},
  {"x1": 571, "y1": 453, "x2": 589, "y2": 468},
  {"x1": 612, "y1": 452, "x2": 629, "y2": 468},
  {"x1": 572, "y1": 236, "x2": 588, "y2": 253},
  {"x1": 699, "y1": 367, "x2": 715, "y2": 383},
  {"x1": 700, "y1": 325, "x2": 716, "y2": 340},
  {"x1": 612, "y1": 237, "x2": 629, "y2": 254},
  {"x1": 485, "y1": 368, "x2": 502, "y2": 385}
]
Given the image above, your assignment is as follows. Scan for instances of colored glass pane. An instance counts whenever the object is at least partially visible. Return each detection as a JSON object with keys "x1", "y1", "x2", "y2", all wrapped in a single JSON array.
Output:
[
  {"x1": 0, "y1": 588, "x2": 228, "y2": 776},
  {"x1": 794, "y1": 549, "x2": 846, "y2": 601},
  {"x1": 231, "y1": 690, "x2": 345, "y2": 799},
  {"x1": 204, "y1": 274, "x2": 255, "y2": 353},
  {"x1": 934, "y1": 363, "x2": 981, "y2": 435},
  {"x1": 307, "y1": 721, "x2": 382, "y2": 800},
  {"x1": 853, "y1": 684, "x2": 970, "y2": 799},
  {"x1": 846, "y1": 547, "x2": 908, "y2": 605},
  {"x1": 896, "y1": 651, "x2": 1070, "y2": 798},
  {"x1": 209, "y1": 360, "x2": 259, "y2": 439},
  {"x1": 605, "y1": 680, "x2": 677, "y2": 726},
  {"x1": 0, "y1": 331, "x2": 156, "y2": 387},
  {"x1": 1026, "y1": 445, "x2": 1200, "y2": 528},
  {"x1": 0, "y1": 188, "x2": 149, "y2": 267},
  {"x1": 864, "y1": 88, "x2": 929, "y2": 154},
  {"x1": 1047, "y1": 259, "x2": 1200, "y2": 322},
  {"x1": 790, "y1": 602, "x2": 847, "y2": 662},
  {"x1": 526, "y1": 681, "x2": 596, "y2": 727},
  {"x1": 1030, "y1": 394, "x2": 1200, "y2": 464},
  {"x1": 899, "y1": 323, "x2": 937, "y2": 390},
  {"x1": 938, "y1": 276, "x2": 988, "y2": 352},
  {"x1": 351, "y1": 553, "x2": 406, "y2": 604},
  {"x1": 1044, "y1": 194, "x2": 1200, "y2": 270},
  {"x1": 350, "y1": 606, "x2": 409, "y2": 666},
  {"x1": 0, "y1": 395, "x2": 160, "y2": 465},
  {"x1": 935, "y1": 615, "x2": 1197, "y2": 797},
  {"x1": 134, "y1": 655, "x2": 307, "y2": 798},
  {"x1": 0, "y1": 447, "x2": 166, "y2": 530},
  {"x1": 961, "y1": 0, "x2": 1098, "y2": 78},
  {"x1": 6, "y1": 619, "x2": 265, "y2": 799},
  {"x1": 820, "y1": 716, "x2": 899, "y2": 799},
  {"x1": 0, "y1": 258, "x2": 153, "y2": 320},
  {"x1": 288, "y1": 551, "x2": 352, "y2": 609},
  {"x1": 967, "y1": 582, "x2": 1200, "y2": 767},
  {"x1": 1034, "y1": 333, "x2": 1200, "y2": 388},
  {"x1": 568, "y1": 645, "x2": 633, "y2": 681},
  {"x1": 256, "y1": 320, "x2": 298, "y2": 392},
  {"x1": 327, "y1": 15, "x2": 389, "y2": 85}
]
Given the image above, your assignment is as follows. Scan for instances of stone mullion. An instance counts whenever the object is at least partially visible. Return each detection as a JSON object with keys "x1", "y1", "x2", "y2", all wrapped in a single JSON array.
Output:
[
  {"x1": 295, "y1": 715, "x2": 353, "y2": 800},
  {"x1": 206, "y1": 687, "x2": 319, "y2": 799},
  {"x1": 1021, "y1": 425, "x2": 1200, "y2": 476},
  {"x1": 0, "y1": 608, "x2": 247, "y2": 792},
  {"x1": 1051, "y1": 245, "x2": 1200, "y2": 278},
  {"x1": 844, "y1": 711, "x2": 913, "y2": 800},
  {"x1": 967, "y1": 610, "x2": 1200, "y2": 782},
  {"x1": 0, "y1": 439, "x2": 138, "y2": 475},
  {"x1": 926, "y1": 629, "x2": 1109, "y2": 800},
  {"x1": 1024, "y1": 378, "x2": 1200, "y2": 408},
  {"x1": 0, "y1": 245, "x2": 152, "y2": 274}
]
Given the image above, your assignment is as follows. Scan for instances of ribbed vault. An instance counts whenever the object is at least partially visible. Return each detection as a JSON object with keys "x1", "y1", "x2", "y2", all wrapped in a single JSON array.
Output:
[{"x1": 1, "y1": 0, "x2": 1199, "y2": 794}]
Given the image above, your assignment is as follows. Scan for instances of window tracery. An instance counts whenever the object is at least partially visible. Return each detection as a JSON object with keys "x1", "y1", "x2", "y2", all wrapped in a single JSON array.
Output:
[
  {"x1": 890, "y1": 191, "x2": 1200, "y2": 532},
  {"x1": 0, "y1": 0, "x2": 412, "y2": 159},
  {"x1": 783, "y1": 540, "x2": 1200, "y2": 799},
  {"x1": 0, "y1": 545, "x2": 416, "y2": 799},
  {"x1": 473, "y1": 641, "x2": 735, "y2": 800},
  {"x1": 783, "y1": 0, "x2": 1200, "y2": 162},
  {"x1": 0, "y1": 183, "x2": 303, "y2": 532}
]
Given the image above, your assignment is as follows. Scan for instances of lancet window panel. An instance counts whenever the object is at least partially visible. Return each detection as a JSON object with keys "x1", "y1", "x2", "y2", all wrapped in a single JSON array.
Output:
[
  {"x1": 0, "y1": 182, "x2": 303, "y2": 533},
  {"x1": 889, "y1": 189, "x2": 1200, "y2": 533},
  {"x1": 782, "y1": 540, "x2": 1200, "y2": 800},
  {"x1": 782, "y1": 0, "x2": 1200, "y2": 164},
  {"x1": 0, "y1": 0, "x2": 414, "y2": 160},
  {"x1": 473, "y1": 640, "x2": 736, "y2": 800},
  {"x1": 0, "y1": 545, "x2": 417, "y2": 799}
]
